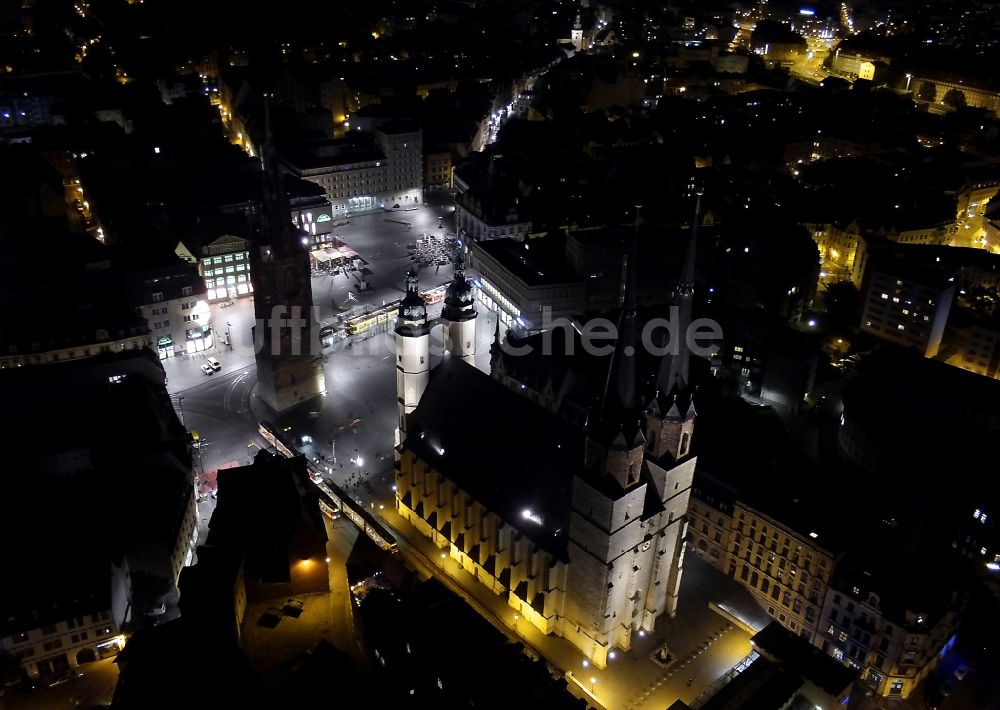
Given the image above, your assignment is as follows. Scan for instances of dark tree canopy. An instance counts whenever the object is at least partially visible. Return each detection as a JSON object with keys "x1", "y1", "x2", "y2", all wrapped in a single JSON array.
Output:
[{"x1": 942, "y1": 88, "x2": 967, "y2": 109}]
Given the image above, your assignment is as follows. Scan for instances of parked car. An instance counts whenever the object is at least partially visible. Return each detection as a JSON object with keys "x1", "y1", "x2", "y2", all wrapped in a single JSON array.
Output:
[
  {"x1": 954, "y1": 663, "x2": 971, "y2": 681},
  {"x1": 206, "y1": 357, "x2": 221, "y2": 371},
  {"x1": 200, "y1": 364, "x2": 214, "y2": 375},
  {"x1": 145, "y1": 603, "x2": 166, "y2": 617},
  {"x1": 47, "y1": 670, "x2": 83, "y2": 688},
  {"x1": 941, "y1": 677, "x2": 958, "y2": 697}
]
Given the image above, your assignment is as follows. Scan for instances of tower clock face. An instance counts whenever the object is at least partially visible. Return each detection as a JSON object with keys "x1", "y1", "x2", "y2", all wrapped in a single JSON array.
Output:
[{"x1": 283, "y1": 266, "x2": 299, "y2": 297}]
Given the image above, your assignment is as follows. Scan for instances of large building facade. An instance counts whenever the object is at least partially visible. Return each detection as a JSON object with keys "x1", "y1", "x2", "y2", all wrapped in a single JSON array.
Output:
[
  {"x1": 281, "y1": 122, "x2": 423, "y2": 216},
  {"x1": 0, "y1": 561, "x2": 130, "y2": 680},
  {"x1": 131, "y1": 263, "x2": 214, "y2": 360},
  {"x1": 194, "y1": 234, "x2": 254, "y2": 303},
  {"x1": 859, "y1": 259, "x2": 955, "y2": 357}
]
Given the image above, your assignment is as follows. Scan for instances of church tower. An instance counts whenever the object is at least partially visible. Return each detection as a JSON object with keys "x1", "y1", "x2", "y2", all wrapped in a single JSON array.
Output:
[
  {"x1": 571, "y1": 11, "x2": 584, "y2": 51},
  {"x1": 645, "y1": 188, "x2": 702, "y2": 462},
  {"x1": 564, "y1": 209, "x2": 652, "y2": 667},
  {"x1": 395, "y1": 270, "x2": 430, "y2": 446},
  {"x1": 441, "y1": 252, "x2": 477, "y2": 365},
  {"x1": 252, "y1": 99, "x2": 326, "y2": 412}
]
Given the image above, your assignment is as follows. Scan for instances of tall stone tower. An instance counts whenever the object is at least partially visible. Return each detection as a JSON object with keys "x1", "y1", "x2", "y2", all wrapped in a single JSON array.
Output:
[
  {"x1": 561, "y1": 207, "x2": 696, "y2": 667},
  {"x1": 252, "y1": 101, "x2": 326, "y2": 412},
  {"x1": 441, "y1": 253, "x2": 477, "y2": 365},
  {"x1": 394, "y1": 270, "x2": 430, "y2": 446}
]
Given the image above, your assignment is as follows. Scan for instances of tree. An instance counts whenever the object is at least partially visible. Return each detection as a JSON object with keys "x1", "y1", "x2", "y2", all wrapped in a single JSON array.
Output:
[
  {"x1": 917, "y1": 81, "x2": 937, "y2": 102},
  {"x1": 822, "y1": 280, "x2": 861, "y2": 332},
  {"x1": 942, "y1": 88, "x2": 967, "y2": 109}
]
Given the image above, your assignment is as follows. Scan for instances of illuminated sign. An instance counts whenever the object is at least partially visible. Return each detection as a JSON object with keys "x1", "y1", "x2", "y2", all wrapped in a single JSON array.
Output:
[{"x1": 317, "y1": 213, "x2": 332, "y2": 223}]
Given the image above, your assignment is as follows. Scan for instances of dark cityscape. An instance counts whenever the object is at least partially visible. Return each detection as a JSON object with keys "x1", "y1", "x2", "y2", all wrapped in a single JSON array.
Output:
[{"x1": 1, "y1": 0, "x2": 999, "y2": 708}]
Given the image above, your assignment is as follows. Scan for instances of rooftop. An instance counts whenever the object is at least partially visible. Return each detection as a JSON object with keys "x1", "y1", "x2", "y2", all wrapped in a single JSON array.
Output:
[
  {"x1": 691, "y1": 394, "x2": 851, "y2": 555},
  {"x1": 405, "y1": 355, "x2": 584, "y2": 560},
  {"x1": 751, "y1": 623, "x2": 856, "y2": 696},
  {"x1": 473, "y1": 237, "x2": 581, "y2": 288},
  {"x1": 280, "y1": 135, "x2": 384, "y2": 171}
]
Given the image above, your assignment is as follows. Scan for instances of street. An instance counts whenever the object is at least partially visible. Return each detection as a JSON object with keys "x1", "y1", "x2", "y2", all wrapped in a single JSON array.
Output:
[{"x1": 1, "y1": 658, "x2": 118, "y2": 709}]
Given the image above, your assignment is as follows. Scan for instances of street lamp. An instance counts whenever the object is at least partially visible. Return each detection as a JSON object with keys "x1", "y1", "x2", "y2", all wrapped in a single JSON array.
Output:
[
  {"x1": 590, "y1": 677, "x2": 597, "y2": 694},
  {"x1": 177, "y1": 396, "x2": 186, "y2": 429},
  {"x1": 513, "y1": 613, "x2": 519, "y2": 631},
  {"x1": 905, "y1": 73, "x2": 912, "y2": 92}
]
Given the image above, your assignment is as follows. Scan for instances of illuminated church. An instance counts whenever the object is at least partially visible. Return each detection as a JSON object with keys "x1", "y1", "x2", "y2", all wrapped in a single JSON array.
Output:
[{"x1": 393, "y1": 204, "x2": 701, "y2": 667}]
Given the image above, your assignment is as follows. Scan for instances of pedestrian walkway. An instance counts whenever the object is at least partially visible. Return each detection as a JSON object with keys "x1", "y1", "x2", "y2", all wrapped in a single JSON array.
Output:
[
  {"x1": 376, "y1": 508, "x2": 754, "y2": 710},
  {"x1": 625, "y1": 622, "x2": 735, "y2": 709}
]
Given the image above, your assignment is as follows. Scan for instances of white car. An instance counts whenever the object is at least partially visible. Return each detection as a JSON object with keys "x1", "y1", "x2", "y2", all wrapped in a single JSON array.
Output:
[
  {"x1": 207, "y1": 357, "x2": 221, "y2": 371},
  {"x1": 954, "y1": 664, "x2": 970, "y2": 681},
  {"x1": 200, "y1": 364, "x2": 214, "y2": 375}
]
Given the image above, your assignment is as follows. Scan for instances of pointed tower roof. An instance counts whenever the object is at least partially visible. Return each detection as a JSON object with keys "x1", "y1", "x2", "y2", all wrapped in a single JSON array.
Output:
[
  {"x1": 656, "y1": 187, "x2": 703, "y2": 399},
  {"x1": 591, "y1": 206, "x2": 644, "y2": 446},
  {"x1": 260, "y1": 97, "x2": 302, "y2": 258}
]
